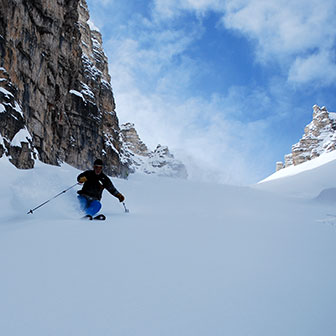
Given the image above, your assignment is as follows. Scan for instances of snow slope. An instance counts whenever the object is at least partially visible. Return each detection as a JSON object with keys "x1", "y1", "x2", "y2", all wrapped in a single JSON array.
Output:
[
  {"x1": 257, "y1": 150, "x2": 336, "y2": 198},
  {"x1": 1, "y1": 156, "x2": 336, "y2": 336}
]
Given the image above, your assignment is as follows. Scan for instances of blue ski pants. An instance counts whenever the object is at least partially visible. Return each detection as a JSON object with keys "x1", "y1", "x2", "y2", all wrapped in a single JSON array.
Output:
[{"x1": 78, "y1": 195, "x2": 102, "y2": 216}]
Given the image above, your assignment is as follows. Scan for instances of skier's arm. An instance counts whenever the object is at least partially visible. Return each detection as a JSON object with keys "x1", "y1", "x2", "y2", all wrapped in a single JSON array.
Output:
[{"x1": 104, "y1": 177, "x2": 125, "y2": 202}]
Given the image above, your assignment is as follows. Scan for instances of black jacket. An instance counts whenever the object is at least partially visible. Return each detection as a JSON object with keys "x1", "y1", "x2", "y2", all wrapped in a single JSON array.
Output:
[{"x1": 77, "y1": 170, "x2": 119, "y2": 200}]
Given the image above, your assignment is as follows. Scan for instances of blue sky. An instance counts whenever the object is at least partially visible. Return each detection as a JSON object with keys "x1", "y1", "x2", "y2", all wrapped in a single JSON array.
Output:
[{"x1": 86, "y1": 0, "x2": 336, "y2": 184}]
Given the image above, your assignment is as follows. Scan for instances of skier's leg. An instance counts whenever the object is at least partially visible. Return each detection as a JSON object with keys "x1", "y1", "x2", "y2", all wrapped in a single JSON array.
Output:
[
  {"x1": 86, "y1": 200, "x2": 102, "y2": 216},
  {"x1": 78, "y1": 195, "x2": 89, "y2": 212}
]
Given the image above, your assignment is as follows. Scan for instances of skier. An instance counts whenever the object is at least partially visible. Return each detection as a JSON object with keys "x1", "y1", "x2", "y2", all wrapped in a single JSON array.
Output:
[{"x1": 77, "y1": 159, "x2": 125, "y2": 220}]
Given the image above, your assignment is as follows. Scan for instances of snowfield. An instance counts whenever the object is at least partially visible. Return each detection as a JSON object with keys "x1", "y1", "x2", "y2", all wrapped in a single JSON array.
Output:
[{"x1": 1, "y1": 156, "x2": 336, "y2": 336}]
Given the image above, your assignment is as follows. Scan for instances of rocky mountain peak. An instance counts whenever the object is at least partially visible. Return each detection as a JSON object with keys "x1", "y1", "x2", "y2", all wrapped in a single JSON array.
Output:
[
  {"x1": 120, "y1": 123, "x2": 150, "y2": 157},
  {"x1": 120, "y1": 123, "x2": 188, "y2": 178},
  {"x1": 277, "y1": 105, "x2": 336, "y2": 171}
]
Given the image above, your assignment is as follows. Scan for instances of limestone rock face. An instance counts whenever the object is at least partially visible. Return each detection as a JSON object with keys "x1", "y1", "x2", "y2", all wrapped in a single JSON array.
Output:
[
  {"x1": 277, "y1": 105, "x2": 336, "y2": 171},
  {"x1": 120, "y1": 123, "x2": 188, "y2": 178},
  {"x1": 0, "y1": 67, "x2": 35, "y2": 168},
  {"x1": 0, "y1": 0, "x2": 128, "y2": 176},
  {"x1": 119, "y1": 122, "x2": 150, "y2": 157}
]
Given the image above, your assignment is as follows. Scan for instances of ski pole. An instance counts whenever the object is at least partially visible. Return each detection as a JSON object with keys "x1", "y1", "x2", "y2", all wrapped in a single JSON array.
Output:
[
  {"x1": 27, "y1": 183, "x2": 79, "y2": 214},
  {"x1": 123, "y1": 202, "x2": 129, "y2": 213}
]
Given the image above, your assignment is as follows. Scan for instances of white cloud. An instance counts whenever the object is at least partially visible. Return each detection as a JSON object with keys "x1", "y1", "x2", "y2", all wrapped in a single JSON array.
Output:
[
  {"x1": 152, "y1": 0, "x2": 224, "y2": 18},
  {"x1": 151, "y1": 0, "x2": 336, "y2": 85},
  {"x1": 92, "y1": 0, "x2": 336, "y2": 87},
  {"x1": 105, "y1": 14, "x2": 202, "y2": 97},
  {"x1": 221, "y1": 0, "x2": 336, "y2": 85},
  {"x1": 94, "y1": 0, "x2": 115, "y2": 5},
  {"x1": 288, "y1": 49, "x2": 336, "y2": 85}
]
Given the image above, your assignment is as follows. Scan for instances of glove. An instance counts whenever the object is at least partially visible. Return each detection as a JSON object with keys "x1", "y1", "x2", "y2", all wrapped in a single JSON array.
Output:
[
  {"x1": 116, "y1": 192, "x2": 125, "y2": 202},
  {"x1": 78, "y1": 176, "x2": 87, "y2": 184}
]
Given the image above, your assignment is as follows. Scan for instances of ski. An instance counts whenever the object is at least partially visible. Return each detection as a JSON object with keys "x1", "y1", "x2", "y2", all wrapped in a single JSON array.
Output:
[
  {"x1": 81, "y1": 214, "x2": 106, "y2": 220},
  {"x1": 93, "y1": 214, "x2": 106, "y2": 220}
]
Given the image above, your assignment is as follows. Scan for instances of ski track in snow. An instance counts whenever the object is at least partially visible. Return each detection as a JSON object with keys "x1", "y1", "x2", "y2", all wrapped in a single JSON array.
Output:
[{"x1": 1, "y1": 157, "x2": 336, "y2": 336}]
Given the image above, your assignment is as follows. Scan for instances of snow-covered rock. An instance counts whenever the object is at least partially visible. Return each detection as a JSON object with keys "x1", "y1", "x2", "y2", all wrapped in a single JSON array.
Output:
[
  {"x1": 0, "y1": 67, "x2": 35, "y2": 168},
  {"x1": 277, "y1": 105, "x2": 336, "y2": 171},
  {"x1": 120, "y1": 123, "x2": 188, "y2": 178},
  {"x1": 259, "y1": 149, "x2": 336, "y2": 198}
]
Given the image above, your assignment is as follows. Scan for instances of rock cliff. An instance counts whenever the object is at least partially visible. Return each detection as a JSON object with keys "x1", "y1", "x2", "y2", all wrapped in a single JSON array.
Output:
[
  {"x1": 276, "y1": 105, "x2": 336, "y2": 171},
  {"x1": 0, "y1": 0, "x2": 126, "y2": 176}
]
